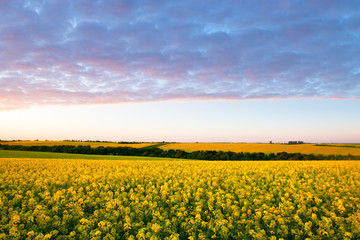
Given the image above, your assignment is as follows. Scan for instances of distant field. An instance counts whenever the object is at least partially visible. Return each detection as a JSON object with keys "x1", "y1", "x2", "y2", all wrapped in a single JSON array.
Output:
[
  {"x1": 2, "y1": 141, "x2": 360, "y2": 156},
  {"x1": 159, "y1": 143, "x2": 360, "y2": 156},
  {"x1": 1, "y1": 140, "x2": 154, "y2": 148},
  {"x1": 0, "y1": 150, "x2": 179, "y2": 161}
]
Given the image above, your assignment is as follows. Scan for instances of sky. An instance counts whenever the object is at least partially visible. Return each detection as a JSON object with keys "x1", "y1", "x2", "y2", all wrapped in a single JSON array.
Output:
[{"x1": 0, "y1": 0, "x2": 359, "y2": 143}]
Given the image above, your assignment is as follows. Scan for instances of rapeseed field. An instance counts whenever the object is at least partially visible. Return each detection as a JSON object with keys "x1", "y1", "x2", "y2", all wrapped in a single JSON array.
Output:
[
  {"x1": 1, "y1": 141, "x2": 153, "y2": 149},
  {"x1": 4, "y1": 141, "x2": 360, "y2": 156},
  {"x1": 159, "y1": 143, "x2": 360, "y2": 156},
  {"x1": 0, "y1": 159, "x2": 359, "y2": 239}
]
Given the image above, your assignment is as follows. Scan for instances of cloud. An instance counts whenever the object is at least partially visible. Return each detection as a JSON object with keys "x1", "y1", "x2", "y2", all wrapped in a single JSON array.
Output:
[{"x1": 0, "y1": 0, "x2": 359, "y2": 109}]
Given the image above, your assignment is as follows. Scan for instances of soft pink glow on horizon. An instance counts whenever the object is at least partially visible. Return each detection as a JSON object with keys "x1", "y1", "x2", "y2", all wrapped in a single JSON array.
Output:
[{"x1": 0, "y1": 100, "x2": 359, "y2": 143}]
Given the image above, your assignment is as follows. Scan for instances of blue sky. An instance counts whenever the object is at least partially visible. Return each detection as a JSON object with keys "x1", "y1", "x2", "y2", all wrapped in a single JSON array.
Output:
[{"x1": 0, "y1": 1, "x2": 359, "y2": 142}]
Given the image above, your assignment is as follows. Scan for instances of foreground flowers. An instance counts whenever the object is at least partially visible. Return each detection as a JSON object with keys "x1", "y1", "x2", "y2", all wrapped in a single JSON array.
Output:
[{"x1": 0, "y1": 159, "x2": 359, "y2": 239}]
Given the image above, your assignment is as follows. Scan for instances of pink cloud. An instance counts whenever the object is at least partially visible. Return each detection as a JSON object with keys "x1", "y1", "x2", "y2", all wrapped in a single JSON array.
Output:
[{"x1": 0, "y1": 0, "x2": 359, "y2": 110}]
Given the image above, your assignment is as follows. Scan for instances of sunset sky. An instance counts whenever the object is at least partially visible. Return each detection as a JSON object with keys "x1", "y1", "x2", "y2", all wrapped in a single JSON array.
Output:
[{"x1": 1, "y1": 0, "x2": 359, "y2": 143}]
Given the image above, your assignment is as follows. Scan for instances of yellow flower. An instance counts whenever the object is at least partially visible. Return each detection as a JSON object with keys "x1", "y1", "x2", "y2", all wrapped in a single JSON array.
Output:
[
  {"x1": 151, "y1": 223, "x2": 161, "y2": 233},
  {"x1": 11, "y1": 215, "x2": 21, "y2": 224},
  {"x1": 304, "y1": 221, "x2": 312, "y2": 232},
  {"x1": 44, "y1": 234, "x2": 52, "y2": 239}
]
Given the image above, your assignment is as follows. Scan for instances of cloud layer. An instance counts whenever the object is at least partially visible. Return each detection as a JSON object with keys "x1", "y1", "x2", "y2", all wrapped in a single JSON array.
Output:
[{"x1": 1, "y1": 0, "x2": 359, "y2": 109}]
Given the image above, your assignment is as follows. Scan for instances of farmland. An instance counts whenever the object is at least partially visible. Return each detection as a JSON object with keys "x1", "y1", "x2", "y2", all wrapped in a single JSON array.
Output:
[
  {"x1": 2, "y1": 141, "x2": 360, "y2": 156},
  {"x1": 0, "y1": 141, "x2": 154, "y2": 149},
  {"x1": 0, "y1": 150, "x2": 179, "y2": 161},
  {"x1": 0, "y1": 157, "x2": 359, "y2": 239},
  {"x1": 159, "y1": 143, "x2": 360, "y2": 156}
]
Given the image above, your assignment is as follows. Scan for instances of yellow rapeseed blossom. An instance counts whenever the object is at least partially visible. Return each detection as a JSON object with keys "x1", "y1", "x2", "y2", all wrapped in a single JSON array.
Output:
[
  {"x1": 151, "y1": 223, "x2": 162, "y2": 233},
  {"x1": 159, "y1": 142, "x2": 360, "y2": 156},
  {"x1": 0, "y1": 158, "x2": 359, "y2": 239}
]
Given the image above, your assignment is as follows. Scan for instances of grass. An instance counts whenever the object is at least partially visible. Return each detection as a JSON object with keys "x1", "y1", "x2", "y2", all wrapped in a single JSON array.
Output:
[
  {"x1": 159, "y1": 143, "x2": 360, "y2": 156},
  {"x1": 0, "y1": 150, "x2": 182, "y2": 161}
]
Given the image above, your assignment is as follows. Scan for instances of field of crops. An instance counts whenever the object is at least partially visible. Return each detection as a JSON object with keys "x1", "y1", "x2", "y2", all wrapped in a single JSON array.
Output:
[
  {"x1": 1, "y1": 158, "x2": 359, "y2": 239},
  {"x1": 3, "y1": 141, "x2": 360, "y2": 157},
  {"x1": 159, "y1": 143, "x2": 360, "y2": 156},
  {"x1": 0, "y1": 150, "x2": 179, "y2": 161},
  {"x1": 1, "y1": 141, "x2": 154, "y2": 149}
]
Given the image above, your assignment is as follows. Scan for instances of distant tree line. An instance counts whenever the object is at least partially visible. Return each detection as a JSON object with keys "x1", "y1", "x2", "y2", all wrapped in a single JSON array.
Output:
[
  {"x1": 315, "y1": 144, "x2": 360, "y2": 148},
  {"x1": 1, "y1": 144, "x2": 359, "y2": 160}
]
